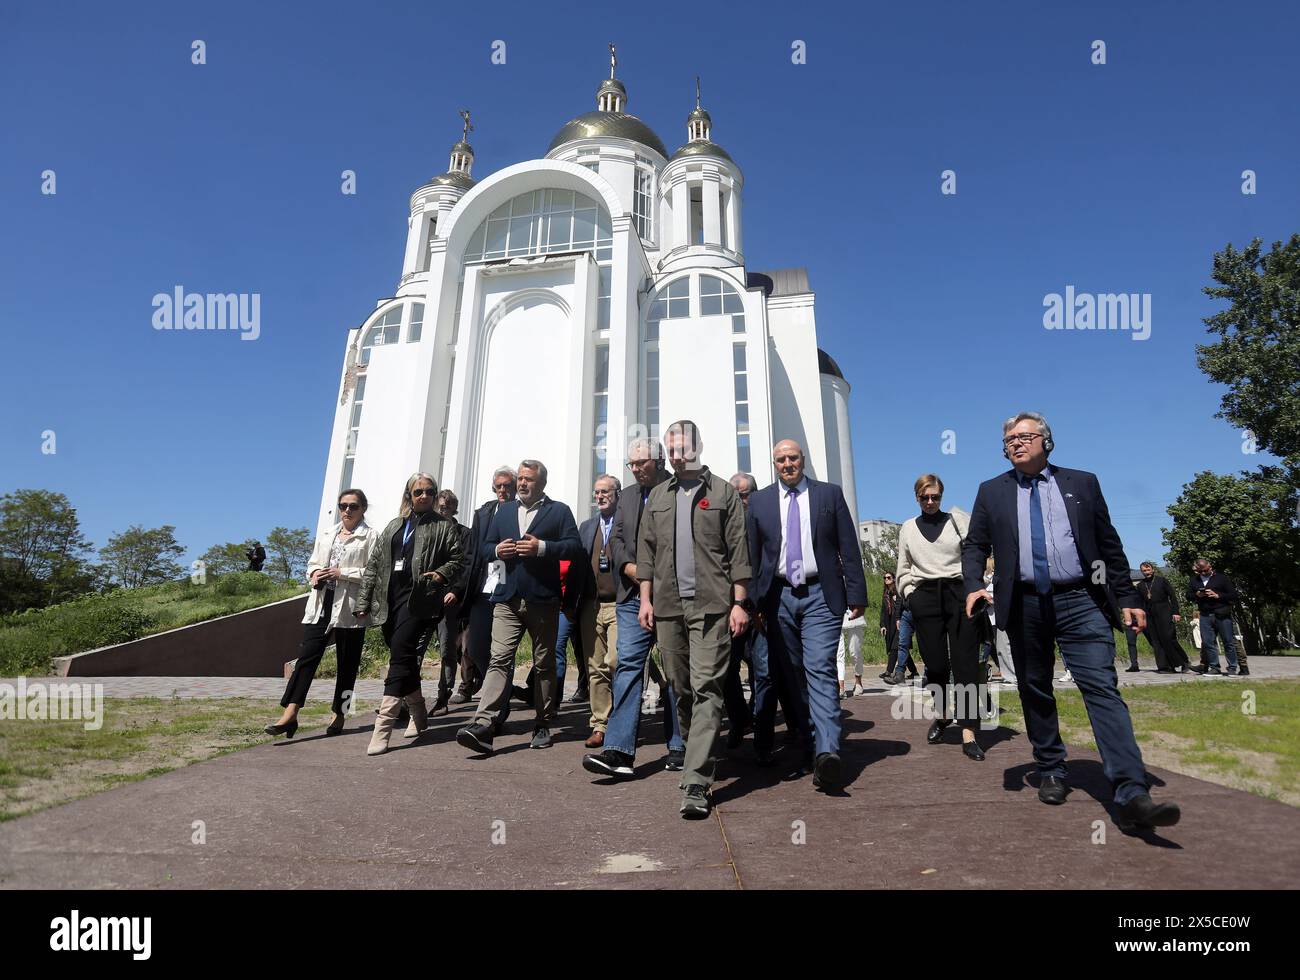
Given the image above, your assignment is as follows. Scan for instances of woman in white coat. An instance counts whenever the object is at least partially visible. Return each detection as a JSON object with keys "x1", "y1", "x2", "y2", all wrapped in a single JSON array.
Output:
[{"x1": 265, "y1": 488, "x2": 375, "y2": 738}]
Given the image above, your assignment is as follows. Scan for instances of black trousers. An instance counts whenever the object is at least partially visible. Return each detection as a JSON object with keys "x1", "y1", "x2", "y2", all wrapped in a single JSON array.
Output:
[
  {"x1": 382, "y1": 603, "x2": 437, "y2": 698},
  {"x1": 1148, "y1": 608, "x2": 1190, "y2": 669},
  {"x1": 908, "y1": 578, "x2": 982, "y2": 731},
  {"x1": 280, "y1": 594, "x2": 366, "y2": 714},
  {"x1": 883, "y1": 623, "x2": 900, "y2": 673}
]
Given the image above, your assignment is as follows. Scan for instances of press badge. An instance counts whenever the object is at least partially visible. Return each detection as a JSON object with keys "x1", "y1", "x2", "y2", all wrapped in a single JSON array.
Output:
[
  {"x1": 393, "y1": 558, "x2": 406, "y2": 572},
  {"x1": 599, "y1": 554, "x2": 610, "y2": 572}
]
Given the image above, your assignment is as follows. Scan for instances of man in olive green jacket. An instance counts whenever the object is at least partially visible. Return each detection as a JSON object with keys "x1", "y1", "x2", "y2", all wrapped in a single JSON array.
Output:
[{"x1": 637, "y1": 420, "x2": 752, "y2": 819}]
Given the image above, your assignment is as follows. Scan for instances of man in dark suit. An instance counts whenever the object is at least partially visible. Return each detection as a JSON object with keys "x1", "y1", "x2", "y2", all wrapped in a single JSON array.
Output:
[
  {"x1": 456, "y1": 459, "x2": 583, "y2": 754},
  {"x1": 962, "y1": 411, "x2": 1180, "y2": 831},
  {"x1": 1186, "y1": 558, "x2": 1247, "y2": 676},
  {"x1": 1137, "y1": 562, "x2": 1192, "y2": 674},
  {"x1": 583, "y1": 437, "x2": 684, "y2": 779},
  {"x1": 747, "y1": 439, "x2": 867, "y2": 791},
  {"x1": 450, "y1": 467, "x2": 517, "y2": 705}
]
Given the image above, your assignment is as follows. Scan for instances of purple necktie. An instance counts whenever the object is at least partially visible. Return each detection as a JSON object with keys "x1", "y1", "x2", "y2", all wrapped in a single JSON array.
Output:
[{"x1": 786, "y1": 487, "x2": 805, "y2": 586}]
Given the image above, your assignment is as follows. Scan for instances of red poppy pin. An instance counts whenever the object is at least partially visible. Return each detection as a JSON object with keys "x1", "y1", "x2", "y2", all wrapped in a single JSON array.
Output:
[{"x1": 698, "y1": 498, "x2": 710, "y2": 509}]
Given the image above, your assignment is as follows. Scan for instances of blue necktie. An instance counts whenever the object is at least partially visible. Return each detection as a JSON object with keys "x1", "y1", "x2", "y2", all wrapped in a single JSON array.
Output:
[{"x1": 1028, "y1": 476, "x2": 1051, "y2": 594}]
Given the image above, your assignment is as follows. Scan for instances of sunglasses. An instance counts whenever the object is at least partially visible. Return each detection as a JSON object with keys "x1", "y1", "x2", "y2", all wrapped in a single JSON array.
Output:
[
  {"x1": 338, "y1": 502, "x2": 363, "y2": 512},
  {"x1": 411, "y1": 488, "x2": 436, "y2": 498},
  {"x1": 919, "y1": 494, "x2": 942, "y2": 502}
]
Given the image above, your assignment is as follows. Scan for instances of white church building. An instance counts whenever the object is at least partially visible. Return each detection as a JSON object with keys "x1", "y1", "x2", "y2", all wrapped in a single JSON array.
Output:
[{"x1": 316, "y1": 51, "x2": 858, "y2": 532}]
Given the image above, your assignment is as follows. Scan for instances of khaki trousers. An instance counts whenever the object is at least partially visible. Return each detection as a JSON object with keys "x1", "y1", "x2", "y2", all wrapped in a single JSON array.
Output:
[
  {"x1": 473, "y1": 598, "x2": 560, "y2": 730},
  {"x1": 657, "y1": 598, "x2": 731, "y2": 789},
  {"x1": 580, "y1": 599, "x2": 619, "y2": 731}
]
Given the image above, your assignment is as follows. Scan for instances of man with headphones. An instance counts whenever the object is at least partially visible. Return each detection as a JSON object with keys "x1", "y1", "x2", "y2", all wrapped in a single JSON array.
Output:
[
  {"x1": 962, "y1": 411, "x2": 1182, "y2": 832},
  {"x1": 583, "y1": 435, "x2": 686, "y2": 780}
]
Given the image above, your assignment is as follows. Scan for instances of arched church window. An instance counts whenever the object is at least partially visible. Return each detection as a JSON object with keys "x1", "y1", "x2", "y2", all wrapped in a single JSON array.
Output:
[
  {"x1": 644, "y1": 277, "x2": 689, "y2": 341},
  {"x1": 358, "y1": 306, "x2": 403, "y2": 365},
  {"x1": 463, "y1": 189, "x2": 613, "y2": 263},
  {"x1": 700, "y1": 275, "x2": 745, "y2": 333}
]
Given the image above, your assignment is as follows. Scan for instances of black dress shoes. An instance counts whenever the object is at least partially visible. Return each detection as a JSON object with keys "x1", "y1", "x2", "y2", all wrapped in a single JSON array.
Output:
[
  {"x1": 783, "y1": 753, "x2": 815, "y2": 781},
  {"x1": 926, "y1": 720, "x2": 950, "y2": 745},
  {"x1": 455, "y1": 723, "x2": 494, "y2": 755},
  {"x1": 1038, "y1": 775, "x2": 1069, "y2": 805},
  {"x1": 1239, "y1": 666, "x2": 1250, "y2": 676},
  {"x1": 264, "y1": 719, "x2": 298, "y2": 739},
  {"x1": 1117, "y1": 794, "x2": 1181, "y2": 830},
  {"x1": 961, "y1": 739, "x2": 985, "y2": 761},
  {"x1": 1125, "y1": 665, "x2": 1141, "y2": 672},
  {"x1": 812, "y1": 752, "x2": 842, "y2": 790}
]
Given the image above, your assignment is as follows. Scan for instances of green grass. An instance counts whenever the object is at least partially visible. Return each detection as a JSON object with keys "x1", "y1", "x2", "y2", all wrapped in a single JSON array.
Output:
[
  {"x1": 0, "y1": 573, "x2": 307, "y2": 675},
  {"x1": 994, "y1": 679, "x2": 1300, "y2": 806},
  {"x1": 0, "y1": 697, "x2": 335, "y2": 822}
]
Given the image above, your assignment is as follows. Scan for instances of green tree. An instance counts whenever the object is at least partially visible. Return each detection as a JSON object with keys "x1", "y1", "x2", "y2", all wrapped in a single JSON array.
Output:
[
  {"x1": 861, "y1": 522, "x2": 899, "y2": 577},
  {"x1": 1162, "y1": 469, "x2": 1300, "y2": 654},
  {"x1": 197, "y1": 540, "x2": 258, "y2": 578},
  {"x1": 99, "y1": 524, "x2": 186, "y2": 589},
  {"x1": 1198, "y1": 234, "x2": 1300, "y2": 465},
  {"x1": 265, "y1": 526, "x2": 313, "y2": 581},
  {"x1": 0, "y1": 489, "x2": 95, "y2": 607}
]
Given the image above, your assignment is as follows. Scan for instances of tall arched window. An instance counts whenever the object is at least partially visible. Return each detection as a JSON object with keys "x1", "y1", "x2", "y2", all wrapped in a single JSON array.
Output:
[
  {"x1": 642, "y1": 276, "x2": 692, "y2": 431},
  {"x1": 700, "y1": 275, "x2": 745, "y2": 333},
  {"x1": 358, "y1": 306, "x2": 403, "y2": 365},
  {"x1": 463, "y1": 189, "x2": 613, "y2": 263}
]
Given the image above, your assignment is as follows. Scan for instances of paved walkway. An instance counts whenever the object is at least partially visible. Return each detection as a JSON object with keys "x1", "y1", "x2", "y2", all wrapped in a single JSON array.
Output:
[
  {"x1": 2, "y1": 671, "x2": 1297, "y2": 888},
  {"x1": 6, "y1": 654, "x2": 1296, "y2": 701}
]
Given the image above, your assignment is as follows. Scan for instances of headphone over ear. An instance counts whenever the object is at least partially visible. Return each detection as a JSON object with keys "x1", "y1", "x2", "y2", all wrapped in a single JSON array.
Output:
[{"x1": 1002, "y1": 431, "x2": 1055, "y2": 460}]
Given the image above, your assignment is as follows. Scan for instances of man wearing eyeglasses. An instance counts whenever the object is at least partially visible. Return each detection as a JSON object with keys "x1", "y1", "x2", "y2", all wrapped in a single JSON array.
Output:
[{"x1": 962, "y1": 411, "x2": 1181, "y2": 831}]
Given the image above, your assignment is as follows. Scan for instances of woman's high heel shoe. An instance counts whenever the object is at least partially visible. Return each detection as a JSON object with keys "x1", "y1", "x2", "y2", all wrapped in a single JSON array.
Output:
[
  {"x1": 326, "y1": 714, "x2": 345, "y2": 736},
  {"x1": 264, "y1": 718, "x2": 299, "y2": 739},
  {"x1": 431, "y1": 690, "x2": 451, "y2": 715}
]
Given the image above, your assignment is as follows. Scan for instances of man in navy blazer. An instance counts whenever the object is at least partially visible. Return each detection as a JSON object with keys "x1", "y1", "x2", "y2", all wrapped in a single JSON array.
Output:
[
  {"x1": 962, "y1": 411, "x2": 1181, "y2": 831},
  {"x1": 456, "y1": 459, "x2": 583, "y2": 755},
  {"x1": 748, "y1": 439, "x2": 867, "y2": 790}
]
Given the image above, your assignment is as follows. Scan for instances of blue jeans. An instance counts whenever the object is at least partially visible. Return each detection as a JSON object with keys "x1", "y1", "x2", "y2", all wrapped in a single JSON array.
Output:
[
  {"x1": 554, "y1": 609, "x2": 577, "y2": 690},
  {"x1": 1199, "y1": 614, "x2": 1239, "y2": 670},
  {"x1": 1007, "y1": 586, "x2": 1149, "y2": 805},
  {"x1": 603, "y1": 595, "x2": 684, "y2": 757},
  {"x1": 896, "y1": 607, "x2": 915, "y2": 671},
  {"x1": 766, "y1": 580, "x2": 842, "y2": 758}
]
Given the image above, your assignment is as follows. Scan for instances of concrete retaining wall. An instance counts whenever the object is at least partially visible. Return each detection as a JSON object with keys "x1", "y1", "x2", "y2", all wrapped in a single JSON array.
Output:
[{"x1": 53, "y1": 594, "x2": 310, "y2": 677}]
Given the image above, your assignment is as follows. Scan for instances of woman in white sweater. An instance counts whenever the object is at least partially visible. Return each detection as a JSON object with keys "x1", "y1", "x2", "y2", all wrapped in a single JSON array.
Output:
[
  {"x1": 265, "y1": 488, "x2": 376, "y2": 738},
  {"x1": 895, "y1": 474, "x2": 984, "y2": 761}
]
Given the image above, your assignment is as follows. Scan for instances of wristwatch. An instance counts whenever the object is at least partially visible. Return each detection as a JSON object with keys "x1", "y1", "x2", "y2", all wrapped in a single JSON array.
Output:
[{"x1": 732, "y1": 597, "x2": 754, "y2": 613}]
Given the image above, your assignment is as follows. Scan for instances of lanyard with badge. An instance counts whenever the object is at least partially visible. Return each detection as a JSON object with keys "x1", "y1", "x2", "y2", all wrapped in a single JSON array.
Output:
[
  {"x1": 394, "y1": 518, "x2": 416, "y2": 573},
  {"x1": 598, "y1": 516, "x2": 613, "y2": 573}
]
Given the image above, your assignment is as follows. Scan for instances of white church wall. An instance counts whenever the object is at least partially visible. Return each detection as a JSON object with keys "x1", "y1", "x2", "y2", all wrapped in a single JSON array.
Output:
[
  {"x1": 821, "y1": 373, "x2": 859, "y2": 526},
  {"x1": 657, "y1": 313, "x2": 741, "y2": 478},
  {"x1": 316, "y1": 329, "x2": 362, "y2": 536},
  {"x1": 348, "y1": 339, "x2": 423, "y2": 531},
  {"x1": 766, "y1": 297, "x2": 829, "y2": 482}
]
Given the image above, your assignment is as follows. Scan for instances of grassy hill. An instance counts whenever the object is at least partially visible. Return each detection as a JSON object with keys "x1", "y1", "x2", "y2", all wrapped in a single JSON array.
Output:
[{"x1": 0, "y1": 573, "x2": 306, "y2": 675}]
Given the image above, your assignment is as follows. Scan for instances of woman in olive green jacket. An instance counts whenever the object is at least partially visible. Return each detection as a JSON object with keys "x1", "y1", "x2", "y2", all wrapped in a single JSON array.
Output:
[{"x1": 355, "y1": 472, "x2": 465, "y2": 755}]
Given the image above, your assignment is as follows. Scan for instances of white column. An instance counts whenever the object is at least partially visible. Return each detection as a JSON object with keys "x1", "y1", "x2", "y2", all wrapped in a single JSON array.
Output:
[
  {"x1": 671, "y1": 176, "x2": 689, "y2": 251},
  {"x1": 606, "y1": 221, "x2": 634, "y2": 486},
  {"x1": 702, "y1": 171, "x2": 722, "y2": 245},
  {"x1": 401, "y1": 211, "x2": 429, "y2": 276},
  {"x1": 442, "y1": 264, "x2": 482, "y2": 498},
  {"x1": 729, "y1": 184, "x2": 743, "y2": 257}
]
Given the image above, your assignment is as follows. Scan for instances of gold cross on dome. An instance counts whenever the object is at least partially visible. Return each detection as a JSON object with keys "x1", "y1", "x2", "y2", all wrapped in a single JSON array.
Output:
[
  {"x1": 459, "y1": 109, "x2": 473, "y2": 140},
  {"x1": 609, "y1": 42, "x2": 617, "y2": 78}
]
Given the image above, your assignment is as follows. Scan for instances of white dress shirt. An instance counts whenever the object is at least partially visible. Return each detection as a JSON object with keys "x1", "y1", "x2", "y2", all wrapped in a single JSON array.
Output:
[{"x1": 778, "y1": 477, "x2": 818, "y2": 581}]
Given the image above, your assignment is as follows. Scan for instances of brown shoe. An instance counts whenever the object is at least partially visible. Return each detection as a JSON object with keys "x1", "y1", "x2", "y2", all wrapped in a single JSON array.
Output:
[{"x1": 584, "y1": 730, "x2": 605, "y2": 749}]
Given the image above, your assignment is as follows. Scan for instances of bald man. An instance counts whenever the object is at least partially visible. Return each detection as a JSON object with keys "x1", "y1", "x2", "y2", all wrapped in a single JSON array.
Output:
[{"x1": 746, "y1": 440, "x2": 867, "y2": 790}]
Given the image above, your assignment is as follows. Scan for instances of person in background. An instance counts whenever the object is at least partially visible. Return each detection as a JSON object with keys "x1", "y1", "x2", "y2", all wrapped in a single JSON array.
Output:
[
  {"x1": 431, "y1": 489, "x2": 475, "y2": 711},
  {"x1": 896, "y1": 474, "x2": 984, "y2": 761},
  {"x1": 885, "y1": 598, "x2": 920, "y2": 685},
  {"x1": 246, "y1": 541, "x2": 267, "y2": 572},
  {"x1": 1134, "y1": 562, "x2": 1189, "y2": 674},
  {"x1": 1187, "y1": 558, "x2": 1247, "y2": 676},
  {"x1": 879, "y1": 572, "x2": 902, "y2": 679},
  {"x1": 583, "y1": 437, "x2": 686, "y2": 781},
  {"x1": 837, "y1": 608, "x2": 868, "y2": 698},
  {"x1": 454, "y1": 467, "x2": 518, "y2": 705},
  {"x1": 265, "y1": 489, "x2": 375, "y2": 738},
  {"x1": 354, "y1": 473, "x2": 464, "y2": 756},
  {"x1": 576, "y1": 475, "x2": 622, "y2": 747}
]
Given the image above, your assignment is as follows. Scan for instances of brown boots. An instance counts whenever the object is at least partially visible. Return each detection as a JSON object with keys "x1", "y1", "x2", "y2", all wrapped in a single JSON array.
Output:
[
  {"x1": 367, "y1": 696, "x2": 402, "y2": 756},
  {"x1": 402, "y1": 692, "x2": 429, "y2": 739}
]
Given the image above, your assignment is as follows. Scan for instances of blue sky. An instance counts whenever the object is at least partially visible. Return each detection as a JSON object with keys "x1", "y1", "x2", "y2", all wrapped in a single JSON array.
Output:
[{"x1": 2, "y1": 0, "x2": 1296, "y2": 569}]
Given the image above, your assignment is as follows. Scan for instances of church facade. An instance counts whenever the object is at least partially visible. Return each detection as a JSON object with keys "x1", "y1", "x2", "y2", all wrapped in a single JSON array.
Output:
[{"x1": 316, "y1": 54, "x2": 857, "y2": 533}]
